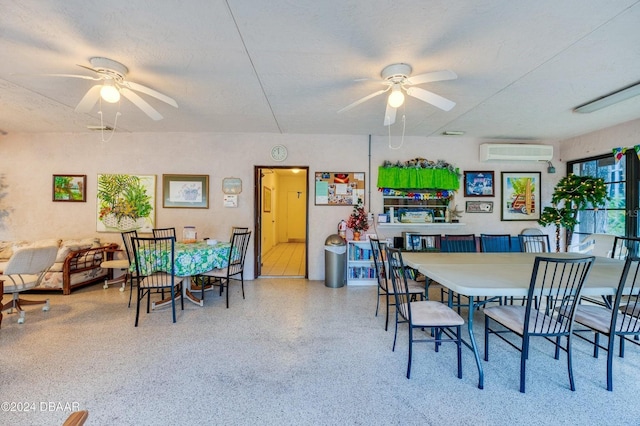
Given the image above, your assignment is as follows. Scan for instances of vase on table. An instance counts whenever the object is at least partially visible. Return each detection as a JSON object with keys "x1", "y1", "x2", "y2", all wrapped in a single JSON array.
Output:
[{"x1": 353, "y1": 231, "x2": 361, "y2": 241}]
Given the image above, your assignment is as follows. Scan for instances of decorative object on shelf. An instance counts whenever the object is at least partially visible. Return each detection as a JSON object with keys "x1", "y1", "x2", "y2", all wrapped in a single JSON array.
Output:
[
  {"x1": 463, "y1": 171, "x2": 494, "y2": 197},
  {"x1": 270, "y1": 144, "x2": 288, "y2": 162},
  {"x1": 377, "y1": 158, "x2": 460, "y2": 190},
  {"x1": 347, "y1": 200, "x2": 369, "y2": 239},
  {"x1": 315, "y1": 172, "x2": 365, "y2": 205},
  {"x1": 53, "y1": 175, "x2": 87, "y2": 202},
  {"x1": 380, "y1": 188, "x2": 453, "y2": 200},
  {"x1": 500, "y1": 172, "x2": 541, "y2": 222},
  {"x1": 538, "y1": 174, "x2": 608, "y2": 252},
  {"x1": 162, "y1": 174, "x2": 209, "y2": 209}
]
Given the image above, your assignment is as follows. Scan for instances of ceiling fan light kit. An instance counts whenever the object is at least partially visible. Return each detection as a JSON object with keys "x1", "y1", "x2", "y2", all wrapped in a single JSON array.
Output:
[{"x1": 338, "y1": 62, "x2": 457, "y2": 126}]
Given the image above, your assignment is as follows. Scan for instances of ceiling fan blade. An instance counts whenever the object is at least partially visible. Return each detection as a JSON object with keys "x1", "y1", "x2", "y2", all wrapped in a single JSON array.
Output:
[
  {"x1": 44, "y1": 73, "x2": 101, "y2": 81},
  {"x1": 125, "y1": 81, "x2": 178, "y2": 108},
  {"x1": 406, "y1": 70, "x2": 457, "y2": 86},
  {"x1": 120, "y1": 87, "x2": 163, "y2": 120},
  {"x1": 383, "y1": 103, "x2": 397, "y2": 126},
  {"x1": 337, "y1": 89, "x2": 388, "y2": 113},
  {"x1": 406, "y1": 87, "x2": 456, "y2": 111},
  {"x1": 74, "y1": 85, "x2": 102, "y2": 113}
]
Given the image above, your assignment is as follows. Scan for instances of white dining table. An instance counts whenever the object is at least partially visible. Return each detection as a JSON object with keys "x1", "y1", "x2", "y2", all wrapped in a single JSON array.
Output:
[{"x1": 402, "y1": 252, "x2": 624, "y2": 389}]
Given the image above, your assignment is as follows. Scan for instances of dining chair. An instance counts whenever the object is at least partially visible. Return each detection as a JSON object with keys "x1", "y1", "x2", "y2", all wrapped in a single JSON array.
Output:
[
  {"x1": 369, "y1": 238, "x2": 424, "y2": 331},
  {"x1": 570, "y1": 256, "x2": 640, "y2": 391},
  {"x1": 152, "y1": 227, "x2": 176, "y2": 239},
  {"x1": 483, "y1": 255, "x2": 595, "y2": 392},
  {"x1": 518, "y1": 234, "x2": 551, "y2": 253},
  {"x1": 120, "y1": 230, "x2": 139, "y2": 307},
  {"x1": 386, "y1": 247, "x2": 464, "y2": 379},
  {"x1": 200, "y1": 230, "x2": 251, "y2": 308},
  {"x1": 480, "y1": 234, "x2": 513, "y2": 252},
  {"x1": 441, "y1": 234, "x2": 477, "y2": 253},
  {"x1": 131, "y1": 236, "x2": 184, "y2": 326},
  {"x1": 230, "y1": 226, "x2": 249, "y2": 242},
  {"x1": 1, "y1": 245, "x2": 58, "y2": 324},
  {"x1": 611, "y1": 235, "x2": 640, "y2": 260}
]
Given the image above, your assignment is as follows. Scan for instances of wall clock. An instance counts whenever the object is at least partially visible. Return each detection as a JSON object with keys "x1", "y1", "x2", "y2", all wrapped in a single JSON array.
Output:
[{"x1": 270, "y1": 144, "x2": 288, "y2": 162}]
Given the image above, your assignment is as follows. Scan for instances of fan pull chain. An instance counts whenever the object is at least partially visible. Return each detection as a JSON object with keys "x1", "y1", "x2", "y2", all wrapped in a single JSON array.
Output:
[
  {"x1": 388, "y1": 114, "x2": 406, "y2": 150},
  {"x1": 98, "y1": 98, "x2": 121, "y2": 143}
]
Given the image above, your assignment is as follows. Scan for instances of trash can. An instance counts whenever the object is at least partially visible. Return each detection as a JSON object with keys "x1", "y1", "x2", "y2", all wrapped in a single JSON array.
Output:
[{"x1": 324, "y1": 234, "x2": 346, "y2": 288}]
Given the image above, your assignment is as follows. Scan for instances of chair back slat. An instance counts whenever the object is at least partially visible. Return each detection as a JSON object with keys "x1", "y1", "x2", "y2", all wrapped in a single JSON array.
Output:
[
  {"x1": 442, "y1": 234, "x2": 477, "y2": 253},
  {"x1": 519, "y1": 234, "x2": 550, "y2": 253},
  {"x1": 480, "y1": 234, "x2": 512, "y2": 252},
  {"x1": 152, "y1": 227, "x2": 176, "y2": 239},
  {"x1": 386, "y1": 247, "x2": 412, "y2": 322},
  {"x1": 369, "y1": 238, "x2": 388, "y2": 291},
  {"x1": 525, "y1": 256, "x2": 594, "y2": 335}
]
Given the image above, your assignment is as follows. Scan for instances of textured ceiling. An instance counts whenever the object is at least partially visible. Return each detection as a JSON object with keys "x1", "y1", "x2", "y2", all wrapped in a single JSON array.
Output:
[{"x1": 1, "y1": 0, "x2": 639, "y2": 140}]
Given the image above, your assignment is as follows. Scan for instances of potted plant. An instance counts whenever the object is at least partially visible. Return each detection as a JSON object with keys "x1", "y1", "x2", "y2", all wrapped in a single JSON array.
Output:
[
  {"x1": 346, "y1": 200, "x2": 369, "y2": 241},
  {"x1": 538, "y1": 174, "x2": 608, "y2": 252}
]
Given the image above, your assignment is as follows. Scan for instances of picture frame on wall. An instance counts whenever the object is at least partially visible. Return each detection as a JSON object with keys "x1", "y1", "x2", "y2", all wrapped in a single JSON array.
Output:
[
  {"x1": 464, "y1": 171, "x2": 494, "y2": 197},
  {"x1": 97, "y1": 174, "x2": 156, "y2": 233},
  {"x1": 53, "y1": 175, "x2": 86, "y2": 202},
  {"x1": 162, "y1": 174, "x2": 209, "y2": 208},
  {"x1": 501, "y1": 172, "x2": 541, "y2": 221},
  {"x1": 263, "y1": 186, "x2": 271, "y2": 212},
  {"x1": 465, "y1": 201, "x2": 493, "y2": 213}
]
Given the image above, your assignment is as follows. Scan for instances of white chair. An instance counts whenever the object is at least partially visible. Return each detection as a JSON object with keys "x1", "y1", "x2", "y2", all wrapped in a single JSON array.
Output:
[
  {"x1": 1, "y1": 246, "x2": 58, "y2": 324},
  {"x1": 568, "y1": 233, "x2": 617, "y2": 257}
]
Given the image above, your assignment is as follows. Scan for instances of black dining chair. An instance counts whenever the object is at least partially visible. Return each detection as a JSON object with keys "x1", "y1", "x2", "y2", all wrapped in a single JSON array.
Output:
[
  {"x1": 200, "y1": 231, "x2": 251, "y2": 308},
  {"x1": 518, "y1": 234, "x2": 551, "y2": 253},
  {"x1": 152, "y1": 227, "x2": 176, "y2": 239},
  {"x1": 484, "y1": 255, "x2": 595, "y2": 392},
  {"x1": 571, "y1": 256, "x2": 640, "y2": 391},
  {"x1": 386, "y1": 247, "x2": 464, "y2": 379},
  {"x1": 131, "y1": 236, "x2": 184, "y2": 327}
]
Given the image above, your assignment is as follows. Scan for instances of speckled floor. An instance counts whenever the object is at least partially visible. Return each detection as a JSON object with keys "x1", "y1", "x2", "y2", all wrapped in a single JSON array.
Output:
[{"x1": 2, "y1": 279, "x2": 640, "y2": 425}]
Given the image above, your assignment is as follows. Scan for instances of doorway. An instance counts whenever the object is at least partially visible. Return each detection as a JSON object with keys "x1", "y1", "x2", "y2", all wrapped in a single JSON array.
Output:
[{"x1": 255, "y1": 166, "x2": 308, "y2": 278}]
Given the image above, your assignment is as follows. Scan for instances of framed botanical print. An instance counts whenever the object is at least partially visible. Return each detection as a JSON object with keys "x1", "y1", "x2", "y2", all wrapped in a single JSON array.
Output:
[
  {"x1": 162, "y1": 174, "x2": 209, "y2": 208},
  {"x1": 501, "y1": 172, "x2": 541, "y2": 221}
]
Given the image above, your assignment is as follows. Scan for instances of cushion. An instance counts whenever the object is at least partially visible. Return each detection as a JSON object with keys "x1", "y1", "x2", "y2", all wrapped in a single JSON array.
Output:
[{"x1": 0, "y1": 240, "x2": 28, "y2": 260}]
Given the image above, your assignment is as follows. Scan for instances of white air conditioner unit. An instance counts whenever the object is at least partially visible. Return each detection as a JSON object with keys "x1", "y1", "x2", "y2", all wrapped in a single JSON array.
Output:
[{"x1": 479, "y1": 143, "x2": 553, "y2": 161}]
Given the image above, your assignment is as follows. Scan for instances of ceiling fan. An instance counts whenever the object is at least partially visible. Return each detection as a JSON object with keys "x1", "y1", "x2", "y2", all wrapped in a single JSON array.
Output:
[
  {"x1": 48, "y1": 57, "x2": 178, "y2": 121},
  {"x1": 338, "y1": 63, "x2": 457, "y2": 126}
]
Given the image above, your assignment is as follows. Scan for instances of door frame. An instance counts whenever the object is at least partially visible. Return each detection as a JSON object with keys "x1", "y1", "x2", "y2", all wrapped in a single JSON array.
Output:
[{"x1": 254, "y1": 166, "x2": 309, "y2": 278}]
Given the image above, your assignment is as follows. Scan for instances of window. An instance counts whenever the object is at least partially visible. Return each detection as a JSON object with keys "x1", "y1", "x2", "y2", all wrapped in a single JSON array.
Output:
[{"x1": 568, "y1": 151, "x2": 639, "y2": 241}]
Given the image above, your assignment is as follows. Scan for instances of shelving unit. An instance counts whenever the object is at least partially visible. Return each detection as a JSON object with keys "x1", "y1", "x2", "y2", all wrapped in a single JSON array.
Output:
[{"x1": 346, "y1": 240, "x2": 377, "y2": 286}]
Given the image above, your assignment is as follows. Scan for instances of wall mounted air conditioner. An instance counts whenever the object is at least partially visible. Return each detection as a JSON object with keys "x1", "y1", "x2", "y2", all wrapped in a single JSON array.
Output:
[{"x1": 479, "y1": 143, "x2": 553, "y2": 161}]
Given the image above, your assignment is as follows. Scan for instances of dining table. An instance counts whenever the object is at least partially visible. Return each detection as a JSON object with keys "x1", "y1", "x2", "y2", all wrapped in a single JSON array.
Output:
[
  {"x1": 402, "y1": 251, "x2": 625, "y2": 389},
  {"x1": 134, "y1": 240, "x2": 232, "y2": 308}
]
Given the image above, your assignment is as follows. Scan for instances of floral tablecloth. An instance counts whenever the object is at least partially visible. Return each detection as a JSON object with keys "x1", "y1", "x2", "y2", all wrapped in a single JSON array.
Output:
[{"x1": 134, "y1": 241, "x2": 231, "y2": 277}]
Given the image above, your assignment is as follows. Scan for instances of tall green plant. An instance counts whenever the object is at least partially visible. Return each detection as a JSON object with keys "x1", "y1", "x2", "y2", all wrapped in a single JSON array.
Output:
[{"x1": 538, "y1": 174, "x2": 609, "y2": 252}]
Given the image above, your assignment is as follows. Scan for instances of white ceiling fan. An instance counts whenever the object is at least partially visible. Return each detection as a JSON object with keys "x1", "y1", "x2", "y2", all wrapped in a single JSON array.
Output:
[
  {"x1": 48, "y1": 57, "x2": 178, "y2": 121},
  {"x1": 338, "y1": 63, "x2": 457, "y2": 126}
]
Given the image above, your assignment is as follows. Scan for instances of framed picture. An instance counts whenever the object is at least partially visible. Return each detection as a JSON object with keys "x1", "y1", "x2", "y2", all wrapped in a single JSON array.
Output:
[
  {"x1": 466, "y1": 201, "x2": 493, "y2": 213},
  {"x1": 464, "y1": 171, "x2": 494, "y2": 197},
  {"x1": 222, "y1": 177, "x2": 242, "y2": 194},
  {"x1": 501, "y1": 172, "x2": 541, "y2": 221},
  {"x1": 263, "y1": 186, "x2": 272, "y2": 212},
  {"x1": 315, "y1": 172, "x2": 365, "y2": 205},
  {"x1": 162, "y1": 174, "x2": 209, "y2": 208},
  {"x1": 97, "y1": 174, "x2": 156, "y2": 233},
  {"x1": 53, "y1": 175, "x2": 86, "y2": 202}
]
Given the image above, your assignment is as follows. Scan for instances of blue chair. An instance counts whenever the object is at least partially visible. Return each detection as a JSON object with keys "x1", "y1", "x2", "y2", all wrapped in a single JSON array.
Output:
[
  {"x1": 480, "y1": 234, "x2": 513, "y2": 252},
  {"x1": 441, "y1": 234, "x2": 477, "y2": 252}
]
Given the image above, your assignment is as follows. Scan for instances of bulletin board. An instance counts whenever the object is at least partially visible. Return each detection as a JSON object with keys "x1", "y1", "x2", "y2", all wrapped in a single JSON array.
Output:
[{"x1": 314, "y1": 172, "x2": 366, "y2": 205}]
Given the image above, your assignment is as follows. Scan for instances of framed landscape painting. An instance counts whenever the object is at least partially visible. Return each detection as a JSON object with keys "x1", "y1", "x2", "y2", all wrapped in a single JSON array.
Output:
[
  {"x1": 53, "y1": 175, "x2": 86, "y2": 202},
  {"x1": 501, "y1": 172, "x2": 541, "y2": 221}
]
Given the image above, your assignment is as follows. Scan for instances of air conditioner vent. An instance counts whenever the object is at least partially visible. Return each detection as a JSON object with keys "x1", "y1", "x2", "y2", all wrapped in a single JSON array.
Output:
[{"x1": 479, "y1": 143, "x2": 553, "y2": 161}]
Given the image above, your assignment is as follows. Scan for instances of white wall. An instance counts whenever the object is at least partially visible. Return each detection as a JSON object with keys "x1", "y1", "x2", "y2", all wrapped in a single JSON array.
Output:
[
  {"x1": 0, "y1": 130, "x2": 573, "y2": 279},
  {"x1": 559, "y1": 117, "x2": 640, "y2": 162}
]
